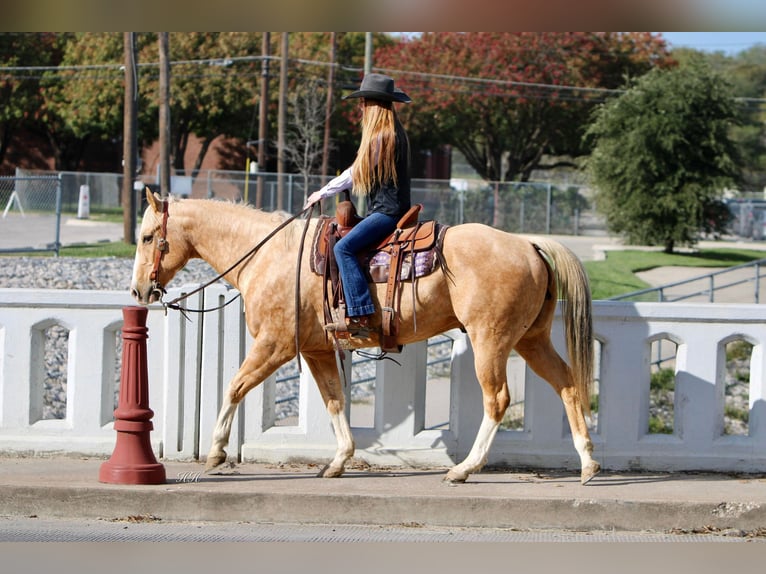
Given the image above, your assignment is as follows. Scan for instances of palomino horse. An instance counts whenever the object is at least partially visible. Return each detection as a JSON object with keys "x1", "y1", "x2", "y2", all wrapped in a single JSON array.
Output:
[{"x1": 130, "y1": 190, "x2": 601, "y2": 484}]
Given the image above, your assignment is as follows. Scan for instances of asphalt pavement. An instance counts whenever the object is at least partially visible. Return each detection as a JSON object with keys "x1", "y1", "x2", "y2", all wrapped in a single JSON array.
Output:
[{"x1": 0, "y1": 212, "x2": 128, "y2": 252}]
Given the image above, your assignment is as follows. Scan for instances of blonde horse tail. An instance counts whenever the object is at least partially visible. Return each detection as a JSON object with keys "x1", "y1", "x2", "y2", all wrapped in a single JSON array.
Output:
[{"x1": 530, "y1": 237, "x2": 594, "y2": 417}]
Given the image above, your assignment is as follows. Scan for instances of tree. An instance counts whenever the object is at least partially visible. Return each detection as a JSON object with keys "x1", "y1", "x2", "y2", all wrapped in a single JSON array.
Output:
[
  {"x1": 35, "y1": 32, "x2": 153, "y2": 171},
  {"x1": 137, "y1": 32, "x2": 263, "y2": 180},
  {"x1": 374, "y1": 32, "x2": 673, "y2": 182},
  {"x1": 283, "y1": 78, "x2": 330, "y2": 203},
  {"x1": 0, "y1": 33, "x2": 62, "y2": 169},
  {"x1": 715, "y1": 46, "x2": 766, "y2": 192},
  {"x1": 585, "y1": 57, "x2": 742, "y2": 253}
]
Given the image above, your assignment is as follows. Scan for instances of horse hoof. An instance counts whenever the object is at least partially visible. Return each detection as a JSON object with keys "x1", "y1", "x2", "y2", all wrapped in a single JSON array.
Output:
[
  {"x1": 204, "y1": 453, "x2": 227, "y2": 473},
  {"x1": 443, "y1": 471, "x2": 467, "y2": 485},
  {"x1": 317, "y1": 464, "x2": 344, "y2": 478},
  {"x1": 581, "y1": 461, "x2": 601, "y2": 485}
]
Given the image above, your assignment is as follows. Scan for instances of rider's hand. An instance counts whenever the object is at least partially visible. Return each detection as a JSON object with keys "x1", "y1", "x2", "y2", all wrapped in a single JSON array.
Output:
[{"x1": 304, "y1": 190, "x2": 324, "y2": 208}]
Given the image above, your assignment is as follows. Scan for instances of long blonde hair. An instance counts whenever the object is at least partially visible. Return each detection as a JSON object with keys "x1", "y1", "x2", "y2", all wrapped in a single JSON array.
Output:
[{"x1": 351, "y1": 99, "x2": 403, "y2": 196}]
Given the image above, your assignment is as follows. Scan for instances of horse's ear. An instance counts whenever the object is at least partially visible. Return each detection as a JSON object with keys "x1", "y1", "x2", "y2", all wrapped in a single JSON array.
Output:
[{"x1": 146, "y1": 187, "x2": 162, "y2": 213}]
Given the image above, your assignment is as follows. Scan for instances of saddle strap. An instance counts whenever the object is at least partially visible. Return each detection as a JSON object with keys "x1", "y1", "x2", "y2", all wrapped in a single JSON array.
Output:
[
  {"x1": 381, "y1": 238, "x2": 406, "y2": 353},
  {"x1": 323, "y1": 224, "x2": 342, "y2": 329}
]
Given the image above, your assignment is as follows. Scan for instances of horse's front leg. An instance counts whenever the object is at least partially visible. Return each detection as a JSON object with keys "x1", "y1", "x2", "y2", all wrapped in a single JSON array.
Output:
[
  {"x1": 205, "y1": 343, "x2": 290, "y2": 473},
  {"x1": 303, "y1": 353, "x2": 355, "y2": 478}
]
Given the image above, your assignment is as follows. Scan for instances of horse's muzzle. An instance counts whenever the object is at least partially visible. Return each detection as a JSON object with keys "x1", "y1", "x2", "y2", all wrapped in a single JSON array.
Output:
[{"x1": 131, "y1": 282, "x2": 165, "y2": 305}]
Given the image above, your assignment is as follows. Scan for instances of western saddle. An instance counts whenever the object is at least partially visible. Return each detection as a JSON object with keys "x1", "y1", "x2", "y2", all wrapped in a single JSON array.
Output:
[{"x1": 310, "y1": 196, "x2": 448, "y2": 353}]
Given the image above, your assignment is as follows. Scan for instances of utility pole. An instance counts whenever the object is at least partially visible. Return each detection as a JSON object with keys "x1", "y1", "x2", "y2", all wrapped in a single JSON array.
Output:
[
  {"x1": 122, "y1": 32, "x2": 137, "y2": 245},
  {"x1": 256, "y1": 32, "x2": 270, "y2": 209},
  {"x1": 321, "y1": 32, "x2": 336, "y2": 181},
  {"x1": 365, "y1": 32, "x2": 372, "y2": 75},
  {"x1": 159, "y1": 32, "x2": 171, "y2": 198},
  {"x1": 277, "y1": 32, "x2": 288, "y2": 211}
]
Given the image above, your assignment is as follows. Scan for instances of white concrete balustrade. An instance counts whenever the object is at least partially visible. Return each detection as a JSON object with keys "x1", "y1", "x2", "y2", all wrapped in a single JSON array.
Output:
[{"x1": 1, "y1": 284, "x2": 764, "y2": 473}]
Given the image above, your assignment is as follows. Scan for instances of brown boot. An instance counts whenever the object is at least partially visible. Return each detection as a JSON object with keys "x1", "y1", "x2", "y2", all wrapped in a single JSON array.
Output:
[
  {"x1": 346, "y1": 315, "x2": 371, "y2": 334},
  {"x1": 325, "y1": 314, "x2": 372, "y2": 336}
]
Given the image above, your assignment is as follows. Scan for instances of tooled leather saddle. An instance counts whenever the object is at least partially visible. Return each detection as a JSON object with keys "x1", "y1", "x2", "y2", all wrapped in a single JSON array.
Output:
[{"x1": 310, "y1": 197, "x2": 448, "y2": 353}]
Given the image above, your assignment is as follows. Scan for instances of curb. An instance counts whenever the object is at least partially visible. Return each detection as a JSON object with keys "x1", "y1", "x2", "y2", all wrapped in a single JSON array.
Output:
[{"x1": 1, "y1": 458, "x2": 765, "y2": 533}]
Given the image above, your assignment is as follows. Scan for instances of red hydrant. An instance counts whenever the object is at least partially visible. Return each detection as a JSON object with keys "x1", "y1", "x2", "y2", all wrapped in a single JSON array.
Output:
[{"x1": 99, "y1": 306, "x2": 166, "y2": 484}]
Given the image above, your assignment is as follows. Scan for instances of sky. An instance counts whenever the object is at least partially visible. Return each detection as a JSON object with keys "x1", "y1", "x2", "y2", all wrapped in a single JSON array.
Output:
[{"x1": 658, "y1": 31, "x2": 766, "y2": 54}]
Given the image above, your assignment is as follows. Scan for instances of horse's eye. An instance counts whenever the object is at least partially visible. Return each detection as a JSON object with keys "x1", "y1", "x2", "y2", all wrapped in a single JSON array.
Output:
[{"x1": 142, "y1": 234, "x2": 153, "y2": 244}]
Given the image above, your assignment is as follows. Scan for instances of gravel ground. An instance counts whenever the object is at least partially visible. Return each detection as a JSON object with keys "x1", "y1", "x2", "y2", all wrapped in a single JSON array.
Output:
[{"x1": 0, "y1": 256, "x2": 217, "y2": 290}]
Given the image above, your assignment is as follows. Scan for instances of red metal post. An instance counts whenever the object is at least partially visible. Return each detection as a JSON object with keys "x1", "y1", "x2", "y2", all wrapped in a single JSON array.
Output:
[{"x1": 99, "y1": 306, "x2": 166, "y2": 484}]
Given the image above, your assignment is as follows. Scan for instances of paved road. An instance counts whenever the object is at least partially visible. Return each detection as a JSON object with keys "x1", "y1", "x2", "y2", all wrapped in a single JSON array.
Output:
[
  {"x1": 0, "y1": 514, "x2": 753, "y2": 542},
  {"x1": 0, "y1": 212, "x2": 128, "y2": 251}
]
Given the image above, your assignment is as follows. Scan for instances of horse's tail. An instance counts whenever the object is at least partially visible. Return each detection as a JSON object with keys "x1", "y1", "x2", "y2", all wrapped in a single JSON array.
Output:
[{"x1": 530, "y1": 237, "x2": 594, "y2": 417}]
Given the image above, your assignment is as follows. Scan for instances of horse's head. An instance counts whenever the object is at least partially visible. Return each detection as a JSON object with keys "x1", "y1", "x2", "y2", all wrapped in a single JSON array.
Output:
[{"x1": 130, "y1": 188, "x2": 190, "y2": 304}]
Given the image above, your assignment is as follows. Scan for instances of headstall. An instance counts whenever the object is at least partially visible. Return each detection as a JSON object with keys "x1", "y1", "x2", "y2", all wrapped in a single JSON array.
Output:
[{"x1": 149, "y1": 197, "x2": 170, "y2": 302}]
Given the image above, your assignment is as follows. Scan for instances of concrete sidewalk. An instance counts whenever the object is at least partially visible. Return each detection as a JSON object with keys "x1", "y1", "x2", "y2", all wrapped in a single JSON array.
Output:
[
  {"x1": 1, "y1": 456, "x2": 764, "y2": 535},
  {"x1": 0, "y1": 212, "x2": 126, "y2": 251}
]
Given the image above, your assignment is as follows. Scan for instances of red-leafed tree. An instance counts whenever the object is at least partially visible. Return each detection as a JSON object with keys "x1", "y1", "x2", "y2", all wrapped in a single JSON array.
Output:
[{"x1": 375, "y1": 32, "x2": 674, "y2": 182}]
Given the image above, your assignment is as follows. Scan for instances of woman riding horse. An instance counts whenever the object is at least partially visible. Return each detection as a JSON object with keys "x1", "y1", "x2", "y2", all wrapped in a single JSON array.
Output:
[{"x1": 305, "y1": 73, "x2": 412, "y2": 336}]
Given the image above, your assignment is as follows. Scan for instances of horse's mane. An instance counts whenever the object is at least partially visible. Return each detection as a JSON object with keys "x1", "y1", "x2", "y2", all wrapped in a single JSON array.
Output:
[{"x1": 173, "y1": 194, "x2": 302, "y2": 243}]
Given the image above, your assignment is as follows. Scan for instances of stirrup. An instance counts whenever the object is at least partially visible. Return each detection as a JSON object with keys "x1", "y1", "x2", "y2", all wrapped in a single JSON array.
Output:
[{"x1": 325, "y1": 315, "x2": 372, "y2": 337}]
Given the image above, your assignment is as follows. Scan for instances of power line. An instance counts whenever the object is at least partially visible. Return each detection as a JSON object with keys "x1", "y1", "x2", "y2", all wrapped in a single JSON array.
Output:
[{"x1": 2, "y1": 53, "x2": 765, "y2": 106}]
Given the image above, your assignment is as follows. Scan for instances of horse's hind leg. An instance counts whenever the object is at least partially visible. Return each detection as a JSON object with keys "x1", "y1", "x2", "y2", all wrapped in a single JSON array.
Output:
[
  {"x1": 515, "y1": 334, "x2": 601, "y2": 484},
  {"x1": 445, "y1": 339, "x2": 511, "y2": 484},
  {"x1": 302, "y1": 353, "x2": 355, "y2": 478}
]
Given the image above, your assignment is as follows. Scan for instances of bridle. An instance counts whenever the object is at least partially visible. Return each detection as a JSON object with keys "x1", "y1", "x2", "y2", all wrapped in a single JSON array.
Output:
[
  {"x1": 148, "y1": 197, "x2": 170, "y2": 302},
  {"x1": 146, "y1": 197, "x2": 315, "y2": 321},
  {"x1": 143, "y1": 195, "x2": 376, "y2": 380}
]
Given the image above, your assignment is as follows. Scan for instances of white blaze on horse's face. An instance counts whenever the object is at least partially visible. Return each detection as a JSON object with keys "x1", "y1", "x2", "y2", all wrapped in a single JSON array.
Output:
[
  {"x1": 130, "y1": 191, "x2": 166, "y2": 305},
  {"x1": 130, "y1": 213, "x2": 157, "y2": 304}
]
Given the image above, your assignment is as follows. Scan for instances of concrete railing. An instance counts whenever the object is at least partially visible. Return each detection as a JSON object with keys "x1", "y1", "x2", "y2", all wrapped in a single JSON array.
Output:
[{"x1": 1, "y1": 285, "x2": 765, "y2": 473}]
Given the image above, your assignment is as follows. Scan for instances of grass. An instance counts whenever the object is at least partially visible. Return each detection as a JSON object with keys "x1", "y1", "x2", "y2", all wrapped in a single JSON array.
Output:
[
  {"x1": 65, "y1": 209, "x2": 126, "y2": 224},
  {"x1": 584, "y1": 248, "x2": 766, "y2": 300},
  {"x1": 1, "y1": 242, "x2": 137, "y2": 259},
  {"x1": 58, "y1": 242, "x2": 137, "y2": 258}
]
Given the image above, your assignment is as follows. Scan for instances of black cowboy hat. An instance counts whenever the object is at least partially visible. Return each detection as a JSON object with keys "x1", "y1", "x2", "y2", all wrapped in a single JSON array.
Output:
[{"x1": 343, "y1": 73, "x2": 411, "y2": 103}]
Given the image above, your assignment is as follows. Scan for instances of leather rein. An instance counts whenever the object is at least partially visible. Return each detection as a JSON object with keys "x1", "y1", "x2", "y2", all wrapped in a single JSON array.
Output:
[{"x1": 149, "y1": 198, "x2": 315, "y2": 324}]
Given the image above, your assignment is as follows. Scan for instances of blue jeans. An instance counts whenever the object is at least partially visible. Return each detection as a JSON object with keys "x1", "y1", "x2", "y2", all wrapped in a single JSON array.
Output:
[{"x1": 334, "y1": 211, "x2": 397, "y2": 317}]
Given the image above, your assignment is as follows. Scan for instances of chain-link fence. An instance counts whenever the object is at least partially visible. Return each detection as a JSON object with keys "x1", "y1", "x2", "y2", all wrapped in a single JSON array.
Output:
[
  {"x1": 1, "y1": 174, "x2": 63, "y2": 255},
  {"x1": 200, "y1": 169, "x2": 604, "y2": 233},
  {"x1": 17, "y1": 169, "x2": 122, "y2": 214},
  {"x1": 724, "y1": 198, "x2": 766, "y2": 240},
  {"x1": 1, "y1": 168, "x2": 605, "y2": 255}
]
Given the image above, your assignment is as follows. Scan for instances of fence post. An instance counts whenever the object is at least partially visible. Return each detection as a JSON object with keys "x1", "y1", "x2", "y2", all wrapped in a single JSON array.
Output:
[
  {"x1": 546, "y1": 182, "x2": 552, "y2": 235},
  {"x1": 53, "y1": 174, "x2": 63, "y2": 256}
]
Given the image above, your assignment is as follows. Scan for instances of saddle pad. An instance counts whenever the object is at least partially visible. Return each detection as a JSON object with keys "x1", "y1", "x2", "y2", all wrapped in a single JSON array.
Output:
[{"x1": 367, "y1": 249, "x2": 438, "y2": 283}]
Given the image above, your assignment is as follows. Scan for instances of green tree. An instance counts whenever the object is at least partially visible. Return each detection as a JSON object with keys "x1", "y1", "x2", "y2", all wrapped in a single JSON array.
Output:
[
  {"x1": 0, "y1": 33, "x2": 62, "y2": 169},
  {"x1": 671, "y1": 45, "x2": 766, "y2": 193},
  {"x1": 138, "y1": 32, "x2": 263, "y2": 180},
  {"x1": 36, "y1": 33, "x2": 147, "y2": 171},
  {"x1": 718, "y1": 46, "x2": 766, "y2": 192},
  {"x1": 585, "y1": 57, "x2": 742, "y2": 253}
]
